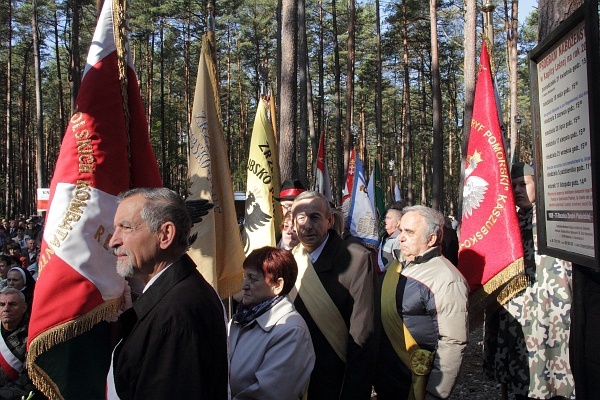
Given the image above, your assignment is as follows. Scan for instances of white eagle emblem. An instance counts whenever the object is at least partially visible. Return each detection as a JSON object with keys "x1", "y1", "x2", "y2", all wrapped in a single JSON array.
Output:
[{"x1": 462, "y1": 150, "x2": 489, "y2": 218}]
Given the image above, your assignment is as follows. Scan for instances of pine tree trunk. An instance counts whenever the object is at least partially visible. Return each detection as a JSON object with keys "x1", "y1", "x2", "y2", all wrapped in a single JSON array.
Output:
[
  {"x1": 70, "y1": 0, "x2": 82, "y2": 115},
  {"x1": 298, "y1": 0, "x2": 309, "y2": 188},
  {"x1": 345, "y1": 0, "x2": 356, "y2": 177},
  {"x1": 279, "y1": 0, "x2": 298, "y2": 181},
  {"x1": 430, "y1": 0, "x2": 443, "y2": 211}
]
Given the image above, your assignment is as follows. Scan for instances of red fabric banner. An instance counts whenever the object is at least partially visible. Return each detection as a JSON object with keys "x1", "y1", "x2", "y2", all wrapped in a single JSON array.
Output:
[
  {"x1": 27, "y1": 1, "x2": 161, "y2": 398},
  {"x1": 457, "y1": 42, "x2": 524, "y2": 312}
]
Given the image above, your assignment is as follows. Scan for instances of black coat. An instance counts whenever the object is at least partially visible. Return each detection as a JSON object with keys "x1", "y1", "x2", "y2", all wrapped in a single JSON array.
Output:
[{"x1": 113, "y1": 254, "x2": 228, "y2": 400}]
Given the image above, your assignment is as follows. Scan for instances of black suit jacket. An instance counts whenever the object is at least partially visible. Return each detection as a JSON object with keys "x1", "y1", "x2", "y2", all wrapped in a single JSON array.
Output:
[{"x1": 113, "y1": 254, "x2": 228, "y2": 400}]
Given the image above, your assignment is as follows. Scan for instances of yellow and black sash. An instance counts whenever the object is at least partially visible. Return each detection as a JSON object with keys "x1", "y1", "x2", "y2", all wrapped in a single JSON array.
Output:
[
  {"x1": 290, "y1": 245, "x2": 348, "y2": 363},
  {"x1": 381, "y1": 260, "x2": 434, "y2": 400}
]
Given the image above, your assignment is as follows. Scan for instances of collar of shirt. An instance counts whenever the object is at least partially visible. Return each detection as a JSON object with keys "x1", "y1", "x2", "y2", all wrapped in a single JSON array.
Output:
[
  {"x1": 142, "y1": 263, "x2": 173, "y2": 293},
  {"x1": 308, "y1": 233, "x2": 330, "y2": 263},
  {"x1": 401, "y1": 246, "x2": 441, "y2": 270}
]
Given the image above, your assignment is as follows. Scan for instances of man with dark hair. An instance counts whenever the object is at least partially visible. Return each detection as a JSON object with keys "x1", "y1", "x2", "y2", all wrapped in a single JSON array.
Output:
[
  {"x1": 106, "y1": 187, "x2": 228, "y2": 399},
  {"x1": 375, "y1": 205, "x2": 469, "y2": 400},
  {"x1": 291, "y1": 191, "x2": 376, "y2": 399},
  {"x1": 11, "y1": 229, "x2": 29, "y2": 255}
]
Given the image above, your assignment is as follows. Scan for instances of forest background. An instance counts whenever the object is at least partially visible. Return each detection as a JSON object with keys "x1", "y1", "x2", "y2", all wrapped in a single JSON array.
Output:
[{"x1": 0, "y1": 0, "x2": 541, "y2": 219}]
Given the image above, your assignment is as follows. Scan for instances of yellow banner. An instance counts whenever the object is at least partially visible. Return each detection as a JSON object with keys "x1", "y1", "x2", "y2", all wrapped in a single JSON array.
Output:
[
  {"x1": 187, "y1": 34, "x2": 245, "y2": 298},
  {"x1": 242, "y1": 99, "x2": 281, "y2": 254}
]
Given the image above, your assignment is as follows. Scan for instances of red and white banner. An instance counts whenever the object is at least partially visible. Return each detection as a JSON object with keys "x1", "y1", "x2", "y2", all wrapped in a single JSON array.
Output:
[{"x1": 27, "y1": 0, "x2": 162, "y2": 397}]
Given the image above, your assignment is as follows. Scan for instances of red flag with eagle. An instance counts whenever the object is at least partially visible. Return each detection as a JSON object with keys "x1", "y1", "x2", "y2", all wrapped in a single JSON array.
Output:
[
  {"x1": 27, "y1": 0, "x2": 162, "y2": 398},
  {"x1": 457, "y1": 41, "x2": 524, "y2": 317}
]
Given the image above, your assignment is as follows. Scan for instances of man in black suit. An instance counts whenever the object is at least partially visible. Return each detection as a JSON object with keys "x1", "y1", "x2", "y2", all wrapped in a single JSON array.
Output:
[{"x1": 106, "y1": 188, "x2": 228, "y2": 399}]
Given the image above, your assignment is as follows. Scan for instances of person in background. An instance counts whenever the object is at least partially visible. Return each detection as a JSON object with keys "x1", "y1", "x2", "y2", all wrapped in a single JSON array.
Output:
[
  {"x1": 229, "y1": 246, "x2": 314, "y2": 399},
  {"x1": 106, "y1": 187, "x2": 228, "y2": 399},
  {"x1": 6, "y1": 267, "x2": 35, "y2": 314},
  {"x1": 279, "y1": 212, "x2": 299, "y2": 250},
  {"x1": 0, "y1": 257, "x2": 11, "y2": 290},
  {"x1": 0, "y1": 288, "x2": 37, "y2": 399},
  {"x1": 484, "y1": 163, "x2": 575, "y2": 400},
  {"x1": 441, "y1": 216, "x2": 459, "y2": 266},
  {"x1": 378, "y1": 203, "x2": 404, "y2": 272},
  {"x1": 375, "y1": 205, "x2": 469, "y2": 400},
  {"x1": 275, "y1": 179, "x2": 306, "y2": 217},
  {"x1": 27, "y1": 252, "x2": 39, "y2": 281},
  {"x1": 11, "y1": 229, "x2": 29, "y2": 255},
  {"x1": 5, "y1": 244, "x2": 27, "y2": 269},
  {"x1": 7, "y1": 221, "x2": 17, "y2": 239},
  {"x1": 291, "y1": 191, "x2": 376, "y2": 399},
  {"x1": 0, "y1": 227, "x2": 9, "y2": 254},
  {"x1": 26, "y1": 239, "x2": 38, "y2": 266},
  {"x1": 24, "y1": 220, "x2": 40, "y2": 245}
]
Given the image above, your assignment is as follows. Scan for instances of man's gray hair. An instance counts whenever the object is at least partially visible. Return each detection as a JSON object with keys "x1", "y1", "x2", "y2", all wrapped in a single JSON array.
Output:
[
  {"x1": 119, "y1": 188, "x2": 191, "y2": 254},
  {"x1": 292, "y1": 191, "x2": 332, "y2": 217},
  {"x1": 402, "y1": 205, "x2": 444, "y2": 246},
  {"x1": 0, "y1": 287, "x2": 26, "y2": 304}
]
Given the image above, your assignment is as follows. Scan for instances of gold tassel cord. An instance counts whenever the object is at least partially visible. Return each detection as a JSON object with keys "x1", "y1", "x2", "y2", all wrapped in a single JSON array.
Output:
[{"x1": 467, "y1": 257, "x2": 527, "y2": 324}]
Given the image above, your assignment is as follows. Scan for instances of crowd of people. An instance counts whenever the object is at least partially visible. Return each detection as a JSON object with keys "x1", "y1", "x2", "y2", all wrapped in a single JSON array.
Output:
[
  {"x1": 0, "y1": 216, "x2": 43, "y2": 399},
  {"x1": 0, "y1": 164, "x2": 575, "y2": 400}
]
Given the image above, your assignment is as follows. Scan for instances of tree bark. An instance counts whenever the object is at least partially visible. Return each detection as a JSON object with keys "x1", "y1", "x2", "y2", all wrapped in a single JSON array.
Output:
[
  {"x1": 70, "y1": 0, "x2": 82, "y2": 115},
  {"x1": 505, "y1": 0, "x2": 519, "y2": 162},
  {"x1": 430, "y1": 0, "x2": 443, "y2": 211},
  {"x1": 344, "y1": 0, "x2": 356, "y2": 178},
  {"x1": 279, "y1": 0, "x2": 298, "y2": 181},
  {"x1": 53, "y1": 10, "x2": 66, "y2": 142},
  {"x1": 298, "y1": 0, "x2": 309, "y2": 188},
  {"x1": 32, "y1": 0, "x2": 45, "y2": 189},
  {"x1": 317, "y1": 0, "x2": 325, "y2": 152},
  {"x1": 538, "y1": 0, "x2": 584, "y2": 38},
  {"x1": 4, "y1": 0, "x2": 13, "y2": 217},
  {"x1": 332, "y1": 0, "x2": 343, "y2": 204},
  {"x1": 402, "y1": 0, "x2": 413, "y2": 206}
]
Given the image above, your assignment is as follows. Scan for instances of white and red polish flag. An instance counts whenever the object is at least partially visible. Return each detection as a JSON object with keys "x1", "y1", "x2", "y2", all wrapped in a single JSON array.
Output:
[{"x1": 27, "y1": 0, "x2": 161, "y2": 398}]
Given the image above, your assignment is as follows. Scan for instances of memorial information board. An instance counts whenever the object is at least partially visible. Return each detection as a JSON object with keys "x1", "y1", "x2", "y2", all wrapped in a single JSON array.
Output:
[{"x1": 536, "y1": 20, "x2": 595, "y2": 256}]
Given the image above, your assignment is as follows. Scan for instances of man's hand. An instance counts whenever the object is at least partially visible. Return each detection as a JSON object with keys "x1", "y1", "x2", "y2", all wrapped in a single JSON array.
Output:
[
  {"x1": 105, "y1": 281, "x2": 133, "y2": 322},
  {"x1": 121, "y1": 280, "x2": 133, "y2": 311}
]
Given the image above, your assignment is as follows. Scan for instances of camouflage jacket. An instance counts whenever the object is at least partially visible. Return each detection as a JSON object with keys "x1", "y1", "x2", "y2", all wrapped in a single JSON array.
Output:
[{"x1": 484, "y1": 204, "x2": 575, "y2": 399}]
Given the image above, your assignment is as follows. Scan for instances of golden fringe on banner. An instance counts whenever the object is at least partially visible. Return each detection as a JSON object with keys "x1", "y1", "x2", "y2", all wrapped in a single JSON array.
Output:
[
  {"x1": 27, "y1": 298, "x2": 122, "y2": 400},
  {"x1": 468, "y1": 257, "x2": 527, "y2": 327}
]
